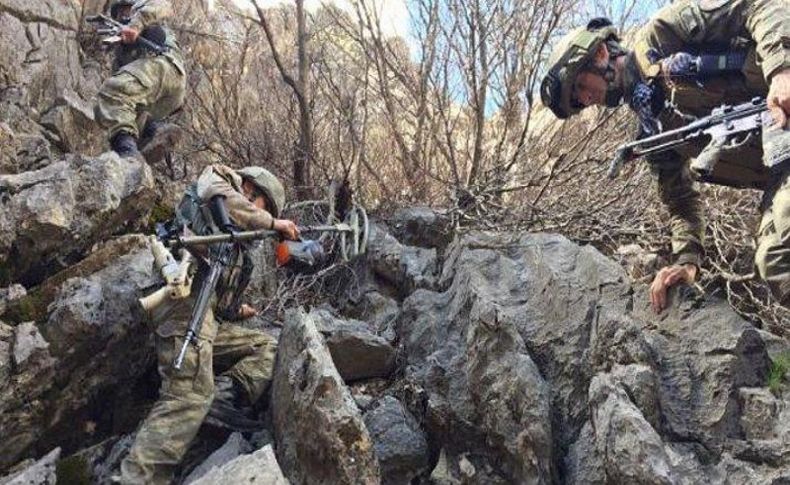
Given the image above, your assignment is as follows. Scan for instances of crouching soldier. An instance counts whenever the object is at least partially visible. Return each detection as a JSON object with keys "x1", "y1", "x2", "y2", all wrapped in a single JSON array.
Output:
[
  {"x1": 95, "y1": 0, "x2": 186, "y2": 162},
  {"x1": 540, "y1": 0, "x2": 790, "y2": 312},
  {"x1": 119, "y1": 165, "x2": 299, "y2": 484}
]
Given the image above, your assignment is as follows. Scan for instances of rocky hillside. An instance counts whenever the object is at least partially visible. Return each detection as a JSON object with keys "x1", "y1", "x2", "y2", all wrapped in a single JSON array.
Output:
[{"x1": 1, "y1": 1, "x2": 790, "y2": 484}]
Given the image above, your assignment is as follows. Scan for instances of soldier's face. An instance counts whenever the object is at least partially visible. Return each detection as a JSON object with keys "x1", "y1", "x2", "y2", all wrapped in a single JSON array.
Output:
[{"x1": 573, "y1": 71, "x2": 607, "y2": 107}]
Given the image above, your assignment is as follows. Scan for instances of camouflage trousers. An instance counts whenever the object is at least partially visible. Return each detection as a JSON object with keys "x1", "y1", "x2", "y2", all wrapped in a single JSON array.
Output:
[
  {"x1": 95, "y1": 55, "x2": 186, "y2": 140},
  {"x1": 756, "y1": 169, "x2": 790, "y2": 303},
  {"x1": 119, "y1": 295, "x2": 277, "y2": 485}
]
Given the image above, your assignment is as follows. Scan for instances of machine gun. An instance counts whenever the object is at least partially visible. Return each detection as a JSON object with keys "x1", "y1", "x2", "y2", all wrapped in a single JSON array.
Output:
[
  {"x1": 85, "y1": 13, "x2": 168, "y2": 55},
  {"x1": 157, "y1": 223, "x2": 359, "y2": 370},
  {"x1": 607, "y1": 97, "x2": 774, "y2": 180}
]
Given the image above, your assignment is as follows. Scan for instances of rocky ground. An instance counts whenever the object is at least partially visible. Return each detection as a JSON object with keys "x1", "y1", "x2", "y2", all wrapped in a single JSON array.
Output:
[{"x1": 2, "y1": 1, "x2": 790, "y2": 484}]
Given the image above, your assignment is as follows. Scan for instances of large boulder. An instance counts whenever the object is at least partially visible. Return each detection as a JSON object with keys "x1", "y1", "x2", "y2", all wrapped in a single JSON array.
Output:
[
  {"x1": 363, "y1": 396, "x2": 429, "y2": 485},
  {"x1": 311, "y1": 308, "x2": 396, "y2": 382},
  {"x1": 399, "y1": 231, "x2": 783, "y2": 483},
  {"x1": 366, "y1": 223, "x2": 437, "y2": 296},
  {"x1": 0, "y1": 153, "x2": 155, "y2": 285},
  {"x1": 0, "y1": 235, "x2": 156, "y2": 470},
  {"x1": 272, "y1": 308, "x2": 380, "y2": 484},
  {"x1": 0, "y1": 447, "x2": 59, "y2": 485}
]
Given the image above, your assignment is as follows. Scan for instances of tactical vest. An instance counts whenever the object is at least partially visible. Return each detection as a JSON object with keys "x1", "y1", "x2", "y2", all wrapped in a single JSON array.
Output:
[{"x1": 176, "y1": 184, "x2": 254, "y2": 321}]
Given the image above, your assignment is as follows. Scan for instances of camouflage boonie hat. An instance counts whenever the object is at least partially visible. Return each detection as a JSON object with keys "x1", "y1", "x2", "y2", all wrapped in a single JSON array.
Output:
[
  {"x1": 237, "y1": 166, "x2": 286, "y2": 218},
  {"x1": 540, "y1": 18, "x2": 620, "y2": 119}
]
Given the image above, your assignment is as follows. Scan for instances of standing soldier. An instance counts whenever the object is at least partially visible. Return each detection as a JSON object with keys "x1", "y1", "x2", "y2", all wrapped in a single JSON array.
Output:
[
  {"x1": 119, "y1": 165, "x2": 299, "y2": 484},
  {"x1": 95, "y1": 0, "x2": 186, "y2": 162},
  {"x1": 540, "y1": 0, "x2": 790, "y2": 312}
]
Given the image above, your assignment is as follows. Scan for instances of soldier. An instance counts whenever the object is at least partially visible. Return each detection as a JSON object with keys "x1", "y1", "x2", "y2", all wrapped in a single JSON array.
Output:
[
  {"x1": 119, "y1": 165, "x2": 299, "y2": 484},
  {"x1": 540, "y1": 0, "x2": 790, "y2": 313},
  {"x1": 95, "y1": 0, "x2": 186, "y2": 162}
]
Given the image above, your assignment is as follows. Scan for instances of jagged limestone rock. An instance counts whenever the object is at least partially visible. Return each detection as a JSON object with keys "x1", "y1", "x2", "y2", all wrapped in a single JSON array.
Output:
[
  {"x1": 0, "y1": 236, "x2": 155, "y2": 470},
  {"x1": 189, "y1": 445, "x2": 288, "y2": 485},
  {"x1": 363, "y1": 396, "x2": 429, "y2": 485},
  {"x1": 0, "y1": 154, "x2": 155, "y2": 284},
  {"x1": 311, "y1": 308, "x2": 395, "y2": 382},
  {"x1": 272, "y1": 308, "x2": 380, "y2": 484},
  {"x1": 0, "y1": 447, "x2": 59, "y2": 485},
  {"x1": 367, "y1": 223, "x2": 437, "y2": 296}
]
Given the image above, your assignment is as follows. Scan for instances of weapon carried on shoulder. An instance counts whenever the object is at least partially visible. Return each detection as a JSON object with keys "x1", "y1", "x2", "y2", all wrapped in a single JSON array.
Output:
[
  {"x1": 85, "y1": 13, "x2": 168, "y2": 55},
  {"x1": 164, "y1": 224, "x2": 353, "y2": 370},
  {"x1": 607, "y1": 97, "x2": 773, "y2": 180}
]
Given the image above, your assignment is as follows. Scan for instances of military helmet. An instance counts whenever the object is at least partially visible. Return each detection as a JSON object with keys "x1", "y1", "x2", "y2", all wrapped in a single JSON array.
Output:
[
  {"x1": 540, "y1": 18, "x2": 621, "y2": 119},
  {"x1": 237, "y1": 166, "x2": 286, "y2": 218},
  {"x1": 109, "y1": 0, "x2": 135, "y2": 20}
]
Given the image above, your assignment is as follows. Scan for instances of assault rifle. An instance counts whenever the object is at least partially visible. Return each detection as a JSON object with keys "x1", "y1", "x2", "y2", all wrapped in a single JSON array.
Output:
[
  {"x1": 607, "y1": 97, "x2": 773, "y2": 180},
  {"x1": 85, "y1": 14, "x2": 168, "y2": 55}
]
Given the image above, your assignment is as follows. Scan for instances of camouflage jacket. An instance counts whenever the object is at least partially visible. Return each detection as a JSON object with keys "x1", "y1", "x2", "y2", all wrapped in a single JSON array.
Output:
[
  {"x1": 625, "y1": 0, "x2": 790, "y2": 267},
  {"x1": 195, "y1": 164, "x2": 276, "y2": 231},
  {"x1": 114, "y1": 0, "x2": 185, "y2": 75}
]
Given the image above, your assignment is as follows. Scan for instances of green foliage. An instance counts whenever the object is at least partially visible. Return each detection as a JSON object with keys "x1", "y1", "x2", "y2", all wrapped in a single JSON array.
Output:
[
  {"x1": 56, "y1": 455, "x2": 91, "y2": 485},
  {"x1": 767, "y1": 351, "x2": 790, "y2": 394},
  {"x1": 4, "y1": 291, "x2": 47, "y2": 324}
]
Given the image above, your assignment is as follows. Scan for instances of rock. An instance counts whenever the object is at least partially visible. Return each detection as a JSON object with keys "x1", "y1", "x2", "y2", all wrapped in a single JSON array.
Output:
[
  {"x1": 56, "y1": 434, "x2": 134, "y2": 485},
  {"x1": 588, "y1": 372, "x2": 675, "y2": 485},
  {"x1": 0, "y1": 285, "x2": 26, "y2": 317},
  {"x1": 13, "y1": 134, "x2": 51, "y2": 172},
  {"x1": 12, "y1": 321, "x2": 49, "y2": 366},
  {"x1": 311, "y1": 308, "x2": 395, "y2": 382},
  {"x1": 183, "y1": 432, "x2": 253, "y2": 484},
  {"x1": 739, "y1": 388, "x2": 779, "y2": 440},
  {"x1": 615, "y1": 243, "x2": 660, "y2": 281},
  {"x1": 398, "y1": 231, "x2": 783, "y2": 483},
  {"x1": 343, "y1": 290, "x2": 399, "y2": 341},
  {"x1": 39, "y1": 88, "x2": 103, "y2": 155},
  {"x1": 387, "y1": 206, "x2": 453, "y2": 251},
  {"x1": 367, "y1": 223, "x2": 437, "y2": 295},
  {"x1": 0, "y1": 154, "x2": 156, "y2": 284},
  {"x1": 0, "y1": 321, "x2": 13, "y2": 389},
  {"x1": 272, "y1": 308, "x2": 380, "y2": 484},
  {"x1": 189, "y1": 445, "x2": 288, "y2": 485},
  {"x1": 0, "y1": 447, "x2": 59, "y2": 485},
  {"x1": 0, "y1": 236, "x2": 156, "y2": 470},
  {"x1": 363, "y1": 396, "x2": 429, "y2": 485}
]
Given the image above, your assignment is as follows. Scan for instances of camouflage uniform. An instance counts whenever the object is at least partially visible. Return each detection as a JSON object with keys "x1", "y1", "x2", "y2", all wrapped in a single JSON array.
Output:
[
  {"x1": 625, "y1": 0, "x2": 790, "y2": 300},
  {"x1": 95, "y1": 0, "x2": 186, "y2": 141},
  {"x1": 120, "y1": 164, "x2": 281, "y2": 485}
]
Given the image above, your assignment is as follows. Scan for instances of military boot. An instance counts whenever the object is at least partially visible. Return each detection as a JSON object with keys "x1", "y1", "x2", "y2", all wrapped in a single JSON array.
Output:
[
  {"x1": 138, "y1": 120, "x2": 183, "y2": 165},
  {"x1": 205, "y1": 375, "x2": 264, "y2": 432},
  {"x1": 110, "y1": 131, "x2": 140, "y2": 158}
]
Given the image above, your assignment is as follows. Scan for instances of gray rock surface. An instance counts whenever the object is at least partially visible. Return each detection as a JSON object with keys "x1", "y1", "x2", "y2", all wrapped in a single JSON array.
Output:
[
  {"x1": 272, "y1": 308, "x2": 380, "y2": 484},
  {"x1": 190, "y1": 445, "x2": 288, "y2": 485},
  {"x1": 311, "y1": 308, "x2": 395, "y2": 382},
  {"x1": 387, "y1": 206, "x2": 453, "y2": 251},
  {"x1": 367, "y1": 223, "x2": 437, "y2": 295},
  {"x1": 183, "y1": 432, "x2": 252, "y2": 484},
  {"x1": 0, "y1": 285, "x2": 26, "y2": 317},
  {"x1": 0, "y1": 236, "x2": 156, "y2": 469},
  {"x1": 363, "y1": 396, "x2": 429, "y2": 485},
  {"x1": 399, "y1": 231, "x2": 785, "y2": 483},
  {"x1": 0, "y1": 154, "x2": 155, "y2": 283},
  {"x1": 0, "y1": 447, "x2": 59, "y2": 485}
]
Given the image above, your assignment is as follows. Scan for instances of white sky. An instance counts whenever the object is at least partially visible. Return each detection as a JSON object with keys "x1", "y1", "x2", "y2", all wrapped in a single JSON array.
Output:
[{"x1": 217, "y1": 0, "x2": 410, "y2": 39}]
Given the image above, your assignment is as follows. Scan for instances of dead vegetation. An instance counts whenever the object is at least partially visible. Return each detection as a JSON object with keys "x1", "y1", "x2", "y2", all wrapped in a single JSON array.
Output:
[{"x1": 161, "y1": 0, "x2": 787, "y2": 332}]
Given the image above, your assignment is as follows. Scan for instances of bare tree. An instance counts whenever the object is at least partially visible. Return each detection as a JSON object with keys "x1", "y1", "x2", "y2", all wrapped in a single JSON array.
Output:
[{"x1": 252, "y1": 0, "x2": 315, "y2": 199}]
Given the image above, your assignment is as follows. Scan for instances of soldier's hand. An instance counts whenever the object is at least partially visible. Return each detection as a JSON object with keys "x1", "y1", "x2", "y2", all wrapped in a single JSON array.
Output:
[
  {"x1": 768, "y1": 68, "x2": 790, "y2": 128},
  {"x1": 649, "y1": 263, "x2": 698, "y2": 314},
  {"x1": 238, "y1": 303, "x2": 258, "y2": 320},
  {"x1": 120, "y1": 26, "x2": 139, "y2": 44},
  {"x1": 273, "y1": 219, "x2": 300, "y2": 240}
]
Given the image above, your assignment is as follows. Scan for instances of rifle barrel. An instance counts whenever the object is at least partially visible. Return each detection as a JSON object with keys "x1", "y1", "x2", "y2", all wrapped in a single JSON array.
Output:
[{"x1": 174, "y1": 224, "x2": 353, "y2": 247}]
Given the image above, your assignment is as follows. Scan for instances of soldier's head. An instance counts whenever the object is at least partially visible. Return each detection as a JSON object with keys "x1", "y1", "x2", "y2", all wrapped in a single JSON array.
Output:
[
  {"x1": 109, "y1": 0, "x2": 135, "y2": 23},
  {"x1": 237, "y1": 166, "x2": 286, "y2": 217},
  {"x1": 540, "y1": 18, "x2": 628, "y2": 119}
]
